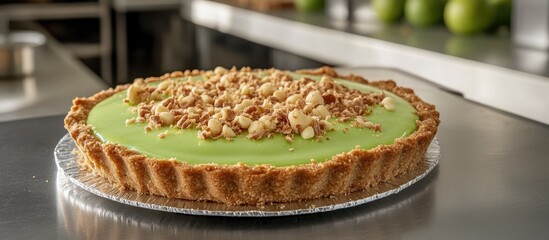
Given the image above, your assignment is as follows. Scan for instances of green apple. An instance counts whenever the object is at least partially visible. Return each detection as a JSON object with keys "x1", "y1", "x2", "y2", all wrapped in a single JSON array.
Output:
[
  {"x1": 444, "y1": 0, "x2": 494, "y2": 35},
  {"x1": 295, "y1": 0, "x2": 325, "y2": 12},
  {"x1": 405, "y1": 0, "x2": 447, "y2": 27},
  {"x1": 372, "y1": 0, "x2": 406, "y2": 23}
]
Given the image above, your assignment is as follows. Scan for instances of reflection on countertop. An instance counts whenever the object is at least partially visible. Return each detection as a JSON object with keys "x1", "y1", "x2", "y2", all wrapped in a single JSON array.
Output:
[{"x1": 56, "y1": 169, "x2": 437, "y2": 239}]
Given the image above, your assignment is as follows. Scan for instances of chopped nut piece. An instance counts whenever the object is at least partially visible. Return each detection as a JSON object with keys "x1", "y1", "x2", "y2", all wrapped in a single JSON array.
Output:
[
  {"x1": 155, "y1": 105, "x2": 169, "y2": 115},
  {"x1": 158, "y1": 131, "x2": 168, "y2": 139},
  {"x1": 151, "y1": 92, "x2": 163, "y2": 101},
  {"x1": 259, "y1": 115, "x2": 277, "y2": 131},
  {"x1": 208, "y1": 119, "x2": 222, "y2": 135},
  {"x1": 311, "y1": 105, "x2": 330, "y2": 118},
  {"x1": 192, "y1": 87, "x2": 206, "y2": 95},
  {"x1": 322, "y1": 93, "x2": 336, "y2": 104},
  {"x1": 240, "y1": 85, "x2": 250, "y2": 95},
  {"x1": 125, "y1": 118, "x2": 136, "y2": 125},
  {"x1": 272, "y1": 90, "x2": 287, "y2": 101},
  {"x1": 214, "y1": 66, "x2": 228, "y2": 74},
  {"x1": 177, "y1": 95, "x2": 194, "y2": 105},
  {"x1": 320, "y1": 75, "x2": 333, "y2": 84},
  {"x1": 356, "y1": 115, "x2": 366, "y2": 124},
  {"x1": 201, "y1": 94, "x2": 213, "y2": 104},
  {"x1": 220, "y1": 92, "x2": 231, "y2": 102},
  {"x1": 211, "y1": 112, "x2": 223, "y2": 120},
  {"x1": 285, "y1": 135, "x2": 293, "y2": 142},
  {"x1": 220, "y1": 108, "x2": 233, "y2": 121},
  {"x1": 319, "y1": 120, "x2": 334, "y2": 130},
  {"x1": 381, "y1": 96, "x2": 395, "y2": 111},
  {"x1": 159, "y1": 112, "x2": 175, "y2": 125},
  {"x1": 259, "y1": 82, "x2": 275, "y2": 97},
  {"x1": 356, "y1": 116, "x2": 374, "y2": 128},
  {"x1": 127, "y1": 84, "x2": 141, "y2": 105},
  {"x1": 235, "y1": 99, "x2": 254, "y2": 111},
  {"x1": 286, "y1": 94, "x2": 303, "y2": 104},
  {"x1": 301, "y1": 126, "x2": 315, "y2": 139},
  {"x1": 262, "y1": 99, "x2": 272, "y2": 109},
  {"x1": 303, "y1": 104, "x2": 314, "y2": 114},
  {"x1": 136, "y1": 117, "x2": 146, "y2": 123},
  {"x1": 237, "y1": 115, "x2": 252, "y2": 129},
  {"x1": 288, "y1": 109, "x2": 312, "y2": 132},
  {"x1": 157, "y1": 80, "x2": 172, "y2": 90},
  {"x1": 288, "y1": 147, "x2": 295, "y2": 152},
  {"x1": 306, "y1": 90, "x2": 324, "y2": 105},
  {"x1": 222, "y1": 125, "x2": 236, "y2": 138},
  {"x1": 248, "y1": 121, "x2": 265, "y2": 135},
  {"x1": 220, "y1": 75, "x2": 231, "y2": 86}
]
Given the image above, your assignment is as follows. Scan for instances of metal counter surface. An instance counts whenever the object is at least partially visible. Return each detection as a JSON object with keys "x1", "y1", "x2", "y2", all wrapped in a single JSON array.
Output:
[
  {"x1": 0, "y1": 32, "x2": 106, "y2": 123},
  {"x1": 181, "y1": 0, "x2": 549, "y2": 126},
  {"x1": 1, "y1": 68, "x2": 549, "y2": 240}
]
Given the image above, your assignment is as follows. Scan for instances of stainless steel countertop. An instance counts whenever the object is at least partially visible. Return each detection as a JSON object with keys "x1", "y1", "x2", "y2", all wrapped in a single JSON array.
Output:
[
  {"x1": 0, "y1": 32, "x2": 106, "y2": 123},
  {"x1": 1, "y1": 68, "x2": 548, "y2": 239},
  {"x1": 181, "y1": 0, "x2": 549, "y2": 125}
]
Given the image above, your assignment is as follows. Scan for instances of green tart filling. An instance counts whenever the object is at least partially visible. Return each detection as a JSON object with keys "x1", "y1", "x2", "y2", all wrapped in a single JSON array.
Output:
[{"x1": 87, "y1": 73, "x2": 418, "y2": 167}]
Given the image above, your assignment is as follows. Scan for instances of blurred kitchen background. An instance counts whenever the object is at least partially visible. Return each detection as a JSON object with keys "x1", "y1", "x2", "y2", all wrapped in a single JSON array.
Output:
[{"x1": 1, "y1": 0, "x2": 548, "y2": 125}]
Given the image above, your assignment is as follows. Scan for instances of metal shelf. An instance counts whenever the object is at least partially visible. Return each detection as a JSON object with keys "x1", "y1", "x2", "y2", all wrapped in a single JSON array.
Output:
[
  {"x1": 181, "y1": 0, "x2": 549, "y2": 125},
  {"x1": 0, "y1": 1, "x2": 113, "y2": 85}
]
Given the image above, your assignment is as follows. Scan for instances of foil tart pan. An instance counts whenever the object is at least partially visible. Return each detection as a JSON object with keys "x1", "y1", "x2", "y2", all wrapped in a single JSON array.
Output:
[{"x1": 55, "y1": 133, "x2": 440, "y2": 217}]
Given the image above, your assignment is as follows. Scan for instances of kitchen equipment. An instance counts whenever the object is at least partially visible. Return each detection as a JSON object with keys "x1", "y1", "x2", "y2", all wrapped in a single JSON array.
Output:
[{"x1": 0, "y1": 31, "x2": 46, "y2": 78}]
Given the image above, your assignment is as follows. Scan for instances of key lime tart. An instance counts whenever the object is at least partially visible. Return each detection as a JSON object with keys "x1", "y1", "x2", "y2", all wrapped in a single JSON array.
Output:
[{"x1": 64, "y1": 67, "x2": 439, "y2": 205}]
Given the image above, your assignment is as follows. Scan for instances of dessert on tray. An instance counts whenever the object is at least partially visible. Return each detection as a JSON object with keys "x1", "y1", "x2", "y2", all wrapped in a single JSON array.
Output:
[{"x1": 64, "y1": 67, "x2": 439, "y2": 205}]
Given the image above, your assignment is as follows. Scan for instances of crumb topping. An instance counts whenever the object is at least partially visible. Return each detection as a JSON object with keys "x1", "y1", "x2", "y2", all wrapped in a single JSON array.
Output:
[{"x1": 124, "y1": 67, "x2": 388, "y2": 141}]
